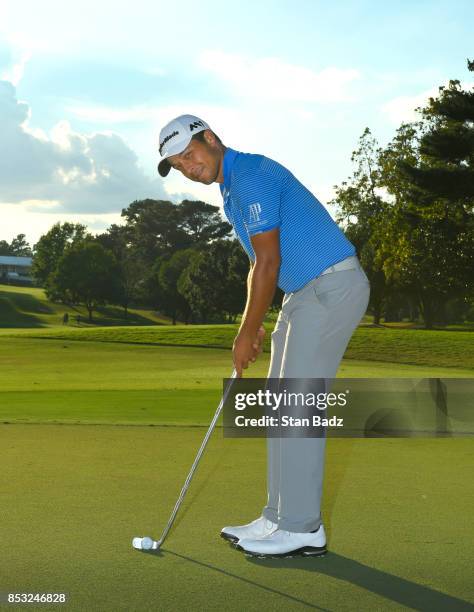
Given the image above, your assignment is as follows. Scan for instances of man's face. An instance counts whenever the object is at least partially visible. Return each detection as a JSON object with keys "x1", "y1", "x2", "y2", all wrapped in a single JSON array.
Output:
[{"x1": 167, "y1": 130, "x2": 222, "y2": 184}]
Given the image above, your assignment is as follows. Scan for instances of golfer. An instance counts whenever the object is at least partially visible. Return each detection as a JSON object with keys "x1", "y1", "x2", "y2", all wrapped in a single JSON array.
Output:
[{"x1": 157, "y1": 114, "x2": 370, "y2": 558}]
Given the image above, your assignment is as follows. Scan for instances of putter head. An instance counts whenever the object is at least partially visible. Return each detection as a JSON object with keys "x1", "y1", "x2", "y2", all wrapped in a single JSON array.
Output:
[{"x1": 132, "y1": 536, "x2": 158, "y2": 551}]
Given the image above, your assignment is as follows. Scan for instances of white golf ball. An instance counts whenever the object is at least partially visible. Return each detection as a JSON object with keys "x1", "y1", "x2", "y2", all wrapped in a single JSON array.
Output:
[{"x1": 141, "y1": 537, "x2": 154, "y2": 550}]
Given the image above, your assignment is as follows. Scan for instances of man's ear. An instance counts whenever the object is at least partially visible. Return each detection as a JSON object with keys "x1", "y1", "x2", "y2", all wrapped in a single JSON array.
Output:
[{"x1": 203, "y1": 129, "x2": 216, "y2": 147}]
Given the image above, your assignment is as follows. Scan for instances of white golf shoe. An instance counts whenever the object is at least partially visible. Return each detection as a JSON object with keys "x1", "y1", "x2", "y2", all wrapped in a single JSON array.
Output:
[
  {"x1": 237, "y1": 525, "x2": 327, "y2": 558},
  {"x1": 221, "y1": 516, "x2": 278, "y2": 543}
]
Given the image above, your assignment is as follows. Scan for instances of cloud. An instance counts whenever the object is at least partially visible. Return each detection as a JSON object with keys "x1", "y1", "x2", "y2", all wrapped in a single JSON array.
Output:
[
  {"x1": 0, "y1": 80, "x2": 170, "y2": 213},
  {"x1": 0, "y1": 201, "x2": 123, "y2": 245},
  {"x1": 381, "y1": 87, "x2": 439, "y2": 125},
  {"x1": 0, "y1": 33, "x2": 33, "y2": 86},
  {"x1": 64, "y1": 99, "x2": 343, "y2": 214},
  {"x1": 198, "y1": 50, "x2": 361, "y2": 103},
  {"x1": 66, "y1": 104, "x2": 155, "y2": 124},
  {"x1": 0, "y1": 49, "x2": 30, "y2": 86},
  {"x1": 381, "y1": 80, "x2": 474, "y2": 124}
]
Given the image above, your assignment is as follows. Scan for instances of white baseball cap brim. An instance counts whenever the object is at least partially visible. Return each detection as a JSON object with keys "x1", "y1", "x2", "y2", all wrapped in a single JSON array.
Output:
[{"x1": 157, "y1": 138, "x2": 190, "y2": 177}]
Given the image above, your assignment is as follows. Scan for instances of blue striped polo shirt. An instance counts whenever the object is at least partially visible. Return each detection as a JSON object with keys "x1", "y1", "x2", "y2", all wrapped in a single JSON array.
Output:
[{"x1": 219, "y1": 147, "x2": 356, "y2": 293}]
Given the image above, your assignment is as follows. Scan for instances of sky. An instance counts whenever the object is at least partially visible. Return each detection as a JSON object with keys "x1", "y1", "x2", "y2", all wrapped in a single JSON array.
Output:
[{"x1": 0, "y1": 0, "x2": 473, "y2": 245}]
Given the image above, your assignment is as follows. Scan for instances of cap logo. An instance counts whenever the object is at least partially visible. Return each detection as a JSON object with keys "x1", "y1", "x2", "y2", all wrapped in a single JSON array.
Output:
[
  {"x1": 189, "y1": 120, "x2": 205, "y2": 131},
  {"x1": 159, "y1": 130, "x2": 179, "y2": 155}
]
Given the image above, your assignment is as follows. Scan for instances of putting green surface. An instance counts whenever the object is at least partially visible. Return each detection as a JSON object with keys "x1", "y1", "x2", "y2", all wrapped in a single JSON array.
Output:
[
  {"x1": 1, "y1": 425, "x2": 473, "y2": 611},
  {"x1": 0, "y1": 329, "x2": 473, "y2": 610}
]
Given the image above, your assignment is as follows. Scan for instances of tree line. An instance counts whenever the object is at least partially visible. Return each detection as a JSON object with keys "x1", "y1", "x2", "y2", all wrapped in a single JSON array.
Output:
[
  {"x1": 2, "y1": 59, "x2": 473, "y2": 328},
  {"x1": 331, "y1": 59, "x2": 474, "y2": 328},
  {"x1": 0, "y1": 234, "x2": 33, "y2": 257},
  {"x1": 30, "y1": 200, "x2": 260, "y2": 323}
]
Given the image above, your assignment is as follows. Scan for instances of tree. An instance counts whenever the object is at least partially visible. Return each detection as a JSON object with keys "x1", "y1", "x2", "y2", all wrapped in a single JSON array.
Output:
[
  {"x1": 121, "y1": 199, "x2": 188, "y2": 263},
  {"x1": 393, "y1": 60, "x2": 474, "y2": 322},
  {"x1": 398, "y1": 59, "x2": 474, "y2": 214},
  {"x1": 120, "y1": 198, "x2": 232, "y2": 265},
  {"x1": 0, "y1": 240, "x2": 11, "y2": 255},
  {"x1": 50, "y1": 241, "x2": 120, "y2": 321},
  {"x1": 177, "y1": 251, "x2": 218, "y2": 323},
  {"x1": 376, "y1": 60, "x2": 474, "y2": 327},
  {"x1": 177, "y1": 240, "x2": 247, "y2": 323},
  {"x1": 158, "y1": 249, "x2": 196, "y2": 324},
  {"x1": 96, "y1": 224, "x2": 145, "y2": 317},
  {"x1": 206, "y1": 240, "x2": 247, "y2": 322},
  {"x1": 331, "y1": 128, "x2": 389, "y2": 324},
  {"x1": 377, "y1": 119, "x2": 474, "y2": 328},
  {"x1": 10, "y1": 234, "x2": 33, "y2": 256},
  {"x1": 0, "y1": 234, "x2": 33, "y2": 257},
  {"x1": 32, "y1": 222, "x2": 88, "y2": 287},
  {"x1": 177, "y1": 200, "x2": 232, "y2": 244}
]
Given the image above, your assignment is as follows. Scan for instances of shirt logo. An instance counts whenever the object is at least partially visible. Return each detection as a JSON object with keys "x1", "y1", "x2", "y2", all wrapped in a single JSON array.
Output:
[{"x1": 249, "y1": 203, "x2": 262, "y2": 224}]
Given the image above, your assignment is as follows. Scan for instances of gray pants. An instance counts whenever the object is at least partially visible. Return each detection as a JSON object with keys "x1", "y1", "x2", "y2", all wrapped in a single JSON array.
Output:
[{"x1": 262, "y1": 258, "x2": 370, "y2": 532}]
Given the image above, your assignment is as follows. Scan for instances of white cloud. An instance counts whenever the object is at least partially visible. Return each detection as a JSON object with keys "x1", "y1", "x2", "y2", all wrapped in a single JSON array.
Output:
[
  {"x1": 381, "y1": 87, "x2": 438, "y2": 125},
  {"x1": 0, "y1": 49, "x2": 31, "y2": 86},
  {"x1": 381, "y1": 80, "x2": 474, "y2": 124},
  {"x1": 66, "y1": 100, "x2": 255, "y2": 202},
  {"x1": 0, "y1": 201, "x2": 123, "y2": 245},
  {"x1": 198, "y1": 50, "x2": 361, "y2": 103},
  {"x1": 66, "y1": 104, "x2": 155, "y2": 124},
  {"x1": 0, "y1": 80, "x2": 170, "y2": 214},
  {"x1": 0, "y1": 76, "x2": 362, "y2": 234},
  {"x1": 23, "y1": 199, "x2": 61, "y2": 211}
]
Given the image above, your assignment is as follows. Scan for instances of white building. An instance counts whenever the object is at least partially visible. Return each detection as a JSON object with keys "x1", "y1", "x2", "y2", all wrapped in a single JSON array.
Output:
[{"x1": 0, "y1": 256, "x2": 34, "y2": 284}]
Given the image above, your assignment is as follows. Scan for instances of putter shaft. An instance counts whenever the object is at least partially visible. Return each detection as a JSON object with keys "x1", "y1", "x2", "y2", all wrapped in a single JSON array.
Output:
[{"x1": 155, "y1": 369, "x2": 237, "y2": 547}]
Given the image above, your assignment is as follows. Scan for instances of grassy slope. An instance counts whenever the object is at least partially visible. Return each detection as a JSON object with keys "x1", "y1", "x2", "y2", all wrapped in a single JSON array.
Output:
[
  {"x1": 2, "y1": 323, "x2": 473, "y2": 370},
  {"x1": 2, "y1": 281, "x2": 473, "y2": 369},
  {"x1": 0, "y1": 283, "x2": 169, "y2": 327}
]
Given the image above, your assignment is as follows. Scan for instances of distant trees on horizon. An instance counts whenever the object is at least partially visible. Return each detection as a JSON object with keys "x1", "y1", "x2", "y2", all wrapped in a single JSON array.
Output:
[{"x1": 2, "y1": 59, "x2": 473, "y2": 328}]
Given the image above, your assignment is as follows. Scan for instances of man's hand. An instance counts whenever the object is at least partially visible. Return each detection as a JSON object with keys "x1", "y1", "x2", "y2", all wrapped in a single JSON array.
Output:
[{"x1": 233, "y1": 327, "x2": 265, "y2": 377}]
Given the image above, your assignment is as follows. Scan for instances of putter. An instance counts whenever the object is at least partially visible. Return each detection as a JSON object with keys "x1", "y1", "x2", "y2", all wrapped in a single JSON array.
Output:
[{"x1": 132, "y1": 369, "x2": 238, "y2": 551}]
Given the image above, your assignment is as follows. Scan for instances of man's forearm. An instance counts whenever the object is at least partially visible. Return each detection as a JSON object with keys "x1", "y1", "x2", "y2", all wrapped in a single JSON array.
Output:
[
  {"x1": 240, "y1": 261, "x2": 279, "y2": 337},
  {"x1": 247, "y1": 265, "x2": 253, "y2": 296}
]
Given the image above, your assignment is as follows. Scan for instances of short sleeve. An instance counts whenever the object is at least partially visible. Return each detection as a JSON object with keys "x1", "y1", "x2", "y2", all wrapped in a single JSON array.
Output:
[{"x1": 234, "y1": 169, "x2": 282, "y2": 236}]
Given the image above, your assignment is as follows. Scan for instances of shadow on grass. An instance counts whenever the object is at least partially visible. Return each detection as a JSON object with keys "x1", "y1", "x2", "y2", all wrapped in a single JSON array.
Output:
[
  {"x1": 246, "y1": 552, "x2": 473, "y2": 611},
  {"x1": 92, "y1": 305, "x2": 165, "y2": 326},
  {"x1": 138, "y1": 547, "x2": 330, "y2": 610},
  {"x1": 0, "y1": 290, "x2": 49, "y2": 327},
  {"x1": 139, "y1": 546, "x2": 472, "y2": 611}
]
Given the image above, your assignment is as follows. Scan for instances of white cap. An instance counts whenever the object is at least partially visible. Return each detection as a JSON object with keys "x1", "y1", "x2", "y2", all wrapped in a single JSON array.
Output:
[{"x1": 157, "y1": 114, "x2": 211, "y2": 177}]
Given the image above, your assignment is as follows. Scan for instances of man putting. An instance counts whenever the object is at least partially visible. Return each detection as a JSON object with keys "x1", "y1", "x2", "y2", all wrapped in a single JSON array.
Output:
[{"x1": 157, "y1": 114, "x2": 370, "y2": 558}]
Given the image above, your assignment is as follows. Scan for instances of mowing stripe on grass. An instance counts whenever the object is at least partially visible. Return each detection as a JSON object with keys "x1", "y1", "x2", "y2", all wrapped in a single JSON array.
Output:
[{"x1": 2, "y1": 325, "x2": 473, "y2": 369}]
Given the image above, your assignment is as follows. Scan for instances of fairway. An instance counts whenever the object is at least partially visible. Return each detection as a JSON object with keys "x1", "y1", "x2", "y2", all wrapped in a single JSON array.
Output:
[
  {"x1": 1, "y1": 336, "x2": 473, "y2": 425},
  {"x1": 1, "y1": 425, "x2": 473, "y2": 611}
]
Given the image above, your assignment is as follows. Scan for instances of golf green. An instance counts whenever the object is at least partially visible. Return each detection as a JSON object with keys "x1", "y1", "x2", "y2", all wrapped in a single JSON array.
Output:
[
  {"x1": 0, "y1": 332, "x2": 472, "y2": 610},
  {"x1": 1, "y1": 425, "x2": 472, "y2": 611}
]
